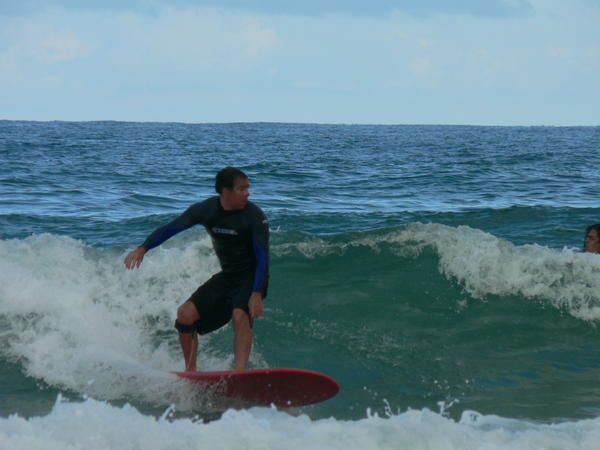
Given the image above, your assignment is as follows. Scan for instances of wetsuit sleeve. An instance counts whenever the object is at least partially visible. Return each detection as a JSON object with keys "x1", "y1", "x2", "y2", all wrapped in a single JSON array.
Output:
[
  {"x1": 250, "y1": 208, "x2": 270, "y2": 297},
  {"x1": 140, "y1": 199, "x2": 213, "y2": 251}
]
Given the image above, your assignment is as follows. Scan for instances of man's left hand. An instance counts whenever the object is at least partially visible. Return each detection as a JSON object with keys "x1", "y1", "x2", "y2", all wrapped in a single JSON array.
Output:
[{"x1": 248, "y1": 292, "x2": 264, "y2": 319}]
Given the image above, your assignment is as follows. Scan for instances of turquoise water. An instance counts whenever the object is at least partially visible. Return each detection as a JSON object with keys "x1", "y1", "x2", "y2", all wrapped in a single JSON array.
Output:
[{"x1": 2, "y1": 121, "x2": 600, "y2": 449}]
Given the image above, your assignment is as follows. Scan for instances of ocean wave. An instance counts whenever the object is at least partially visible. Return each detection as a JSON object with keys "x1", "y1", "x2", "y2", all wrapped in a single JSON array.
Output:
[
  {"x1": 272, "y1": 223, "x2": 600, "y2": 321},
  {"x1": 2, "y1": 228, "x2": 600, "y2": 419},
  {"x1": 1, "y1": 396, "x2": 599, "y2": 450},
  {"x1": 0, "y1": 233, "x2": 242, "y2": 409}
]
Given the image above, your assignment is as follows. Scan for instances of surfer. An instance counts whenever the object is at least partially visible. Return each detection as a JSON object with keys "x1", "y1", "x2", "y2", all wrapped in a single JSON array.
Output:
[
  {"x1": 124, "y1": 167, "x2": 269, "y2": 371},
  {"x1": 584, "y1": 224, "x2": 600, "y2": 253}
]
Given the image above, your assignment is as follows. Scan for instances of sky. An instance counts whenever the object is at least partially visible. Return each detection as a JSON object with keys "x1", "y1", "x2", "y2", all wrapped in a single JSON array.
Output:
[{"x1": 0, "y1": 0, "x2": 598, "y2": 125}]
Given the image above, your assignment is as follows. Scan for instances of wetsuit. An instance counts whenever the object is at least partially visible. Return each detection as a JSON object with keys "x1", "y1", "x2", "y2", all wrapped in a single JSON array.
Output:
[{"x1": 140, "y1": 196, "x2": 269, "y2": 334}]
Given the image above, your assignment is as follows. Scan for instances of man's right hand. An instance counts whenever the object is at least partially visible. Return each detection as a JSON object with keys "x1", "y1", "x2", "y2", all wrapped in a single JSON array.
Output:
[{"x1": 124, "y1": 247, "x2": 146, "y2": 269}]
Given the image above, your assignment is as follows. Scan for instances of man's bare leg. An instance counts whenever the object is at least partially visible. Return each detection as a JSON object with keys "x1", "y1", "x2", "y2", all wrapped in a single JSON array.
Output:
[
  {"x1": 232, "y1": 308, "x2": 252, "y2": 370},
  {"x1": 178, "y1": 331, "x2": 198, "y2": 371},
  {"x1": 177, "y1": 300, "x2": 201, "y2": 372}
]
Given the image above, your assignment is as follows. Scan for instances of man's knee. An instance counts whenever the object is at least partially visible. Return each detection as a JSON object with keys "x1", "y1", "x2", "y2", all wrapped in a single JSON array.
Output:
[
  {"x1": 232, "y1": 308, "x2": 250, "y2": 327},
  {"x1": 177, "y1": 300, "x2": 199, "y2": 324}
]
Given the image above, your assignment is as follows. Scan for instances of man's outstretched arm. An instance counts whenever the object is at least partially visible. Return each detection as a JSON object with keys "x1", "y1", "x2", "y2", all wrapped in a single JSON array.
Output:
[{"x1": 124, "y1": 200, "x2": 213, "y2": 269}]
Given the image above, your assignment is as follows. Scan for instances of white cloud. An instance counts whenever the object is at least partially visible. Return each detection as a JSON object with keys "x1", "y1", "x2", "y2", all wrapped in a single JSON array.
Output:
[
  {"x1": 408, "y1": 56, "x2": 434, "y2": 80},
  {"x1": 108, "y1": 8, "x2": 279, "y2": 71},
  {"x1": 547, "y1": 46, "x2": 570, "y2": 59},
  {"x1": 237, "y1": 18, "x2": 278, "y2": 59},
  {"x1": 468, "y1": 48, "x2": 505, "y2": 74},
  {"x1": 40, "y1": 32, "x2": 90, "y2": 62},
  {"x1": 0, "y1": 15, "x2": 91, "y2": 67},
  {"x1": 0, "y1": 7, "x2": 278, "y2": 73},
  {"x1": 0, "y1": 17, "x2": 87, "y2": 89},
  {"x1": 586, "y1": 47, "x2": 600, "y2": 61},
  {"x1": 418, "y1": 38, "x2": 433, "y2": 49},
  {"x1": 0, "y1": 0, "x2": 537, "y2": 18}
]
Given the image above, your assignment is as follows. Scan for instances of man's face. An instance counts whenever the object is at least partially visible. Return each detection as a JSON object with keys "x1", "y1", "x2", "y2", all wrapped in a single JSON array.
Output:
[
  {"x1": 585, "y1": 229, "x2": 600, "y2": 253},
  {"x1": 223, "y1": 176, "x2": 250, "y2": 210}
]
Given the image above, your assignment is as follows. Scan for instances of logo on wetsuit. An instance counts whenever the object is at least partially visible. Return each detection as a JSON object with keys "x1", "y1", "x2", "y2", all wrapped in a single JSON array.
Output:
[{"x1": 212, "y1": 227, "x2": 239, "y2": 236}]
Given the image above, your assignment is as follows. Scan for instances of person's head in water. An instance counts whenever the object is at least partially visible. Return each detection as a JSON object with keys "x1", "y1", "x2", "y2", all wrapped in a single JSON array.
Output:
[
  {"x1": 215, "y1": 167, "x2": 250, "y2": 210},
  {"x1": 584, "y1": 224, "x2": 600, "y2": 253}
]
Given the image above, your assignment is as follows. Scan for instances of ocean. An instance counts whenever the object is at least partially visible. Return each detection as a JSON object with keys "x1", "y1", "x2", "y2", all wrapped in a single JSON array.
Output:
[{"x1": 1, "y1": 121, "x2": 600, "y2": 449}]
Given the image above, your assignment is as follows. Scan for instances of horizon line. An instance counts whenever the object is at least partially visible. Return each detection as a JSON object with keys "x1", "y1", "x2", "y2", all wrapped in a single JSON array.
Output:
[{"x1": 1, "y1": 119, "x2": 598, "y2": 128}]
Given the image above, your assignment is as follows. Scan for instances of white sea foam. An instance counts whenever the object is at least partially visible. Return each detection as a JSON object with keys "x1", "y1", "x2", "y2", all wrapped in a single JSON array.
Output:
[
  {"x1": 390, "y1": 223, "x2": 600, "y2": 321},
  {"x1": 0, "y1": 232, "x2": 264, "y2": 409},
  {"x1": 1, "y1": 396, "x2": 599, "y2": 450}
]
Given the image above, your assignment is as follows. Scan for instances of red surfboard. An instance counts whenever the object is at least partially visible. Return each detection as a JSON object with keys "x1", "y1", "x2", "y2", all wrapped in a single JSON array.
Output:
[{"x1": 173, "y1": 368, "x2": 339, "y2": 407}]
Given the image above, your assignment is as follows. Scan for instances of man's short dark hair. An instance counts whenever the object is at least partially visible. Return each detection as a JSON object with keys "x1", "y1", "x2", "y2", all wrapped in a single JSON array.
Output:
[{"x1": 215, "y1": 167, "x2": 247, "y2": 194}]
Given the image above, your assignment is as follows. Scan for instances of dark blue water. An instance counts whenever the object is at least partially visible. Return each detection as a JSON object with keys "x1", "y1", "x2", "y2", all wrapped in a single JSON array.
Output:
[{"x1": 2, "y1": 121, "x2": 599, "y2": 247}]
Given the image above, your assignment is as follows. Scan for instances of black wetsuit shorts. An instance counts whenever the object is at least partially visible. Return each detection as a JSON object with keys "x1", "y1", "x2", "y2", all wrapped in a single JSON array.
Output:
[{"x1": 189, "y1": 271, "x2": 254, "y2": 334}]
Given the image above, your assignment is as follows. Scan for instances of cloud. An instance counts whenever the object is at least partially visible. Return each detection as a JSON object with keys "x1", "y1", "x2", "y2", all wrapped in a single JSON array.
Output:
[
  {"x1": 408, "y1": 56, "x2": 435, "y2": 81},
  {"x1": 0, "y1": 8, "x2": 277, "y2": 74},
  {"x1": 117, "y1": 8, "x2": 279, "y2": 70},
  {"x1": 40, "y1": 32, "x2": 90, "y2": 62},
  {"x1": 238, "y1": 18, "x2": 278, "y2": 59},
  {"x1": 0, "y1": 16, "x2": 90, "y2": 73},
  {"x1": 547, "y1": 46, "x2": 570, "y2": 59},
  {"x1": 1, "y1": 0, "x2": 534, "y2": 18}
]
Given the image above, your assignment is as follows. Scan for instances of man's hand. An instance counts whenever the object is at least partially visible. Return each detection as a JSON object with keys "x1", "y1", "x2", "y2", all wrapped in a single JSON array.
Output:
[
  {"x1": 248, "y1": 292, "x2": 264, "y2": 319},
  {"x1": 124, "y1": 247, "x2": 146, "y2": 269}
]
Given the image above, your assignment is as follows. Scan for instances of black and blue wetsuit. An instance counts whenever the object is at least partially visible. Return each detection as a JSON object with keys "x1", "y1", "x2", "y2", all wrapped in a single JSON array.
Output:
[{"x1": 141, "y1": 196, "x2": 269, "y2": 334}]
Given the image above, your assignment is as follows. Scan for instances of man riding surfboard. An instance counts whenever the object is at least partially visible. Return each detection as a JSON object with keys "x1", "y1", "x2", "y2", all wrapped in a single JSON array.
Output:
[{"x1": 124, "y1": 167, "x2": 269, "y2": 371}]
